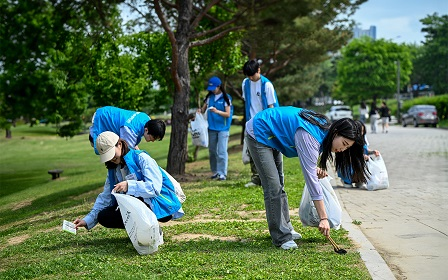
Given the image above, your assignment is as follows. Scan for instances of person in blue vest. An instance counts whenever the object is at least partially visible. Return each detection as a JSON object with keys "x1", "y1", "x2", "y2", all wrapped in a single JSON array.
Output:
[
  {"x1": 245, "y1": 106, "x2": 367, "y2": 250},
  {"x1": 242, "y1": 60, "x2": 279, "y2": 187},
  {"x1": 89, "y1": 106, "x2": 166, "y2": 154},
  {"x1": 74, "y1": 131, "x2": 183, "y2": 231},
  {"x1": 199, "y1": 76, "x2": 233, "y2": 181},
  {"x1": 339, "y1": 120, "x2": 380, "y2": 189}
]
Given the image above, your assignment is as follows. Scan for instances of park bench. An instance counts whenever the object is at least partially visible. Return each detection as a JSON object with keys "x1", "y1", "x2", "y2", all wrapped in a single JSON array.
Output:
[{"x1": 48, "y1": 169, "x2": 63, "y2": 180}]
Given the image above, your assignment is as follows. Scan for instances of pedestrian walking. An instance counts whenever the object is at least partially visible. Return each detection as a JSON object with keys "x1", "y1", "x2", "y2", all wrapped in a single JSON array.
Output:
[
  {"x1": 359, "y1": 101, "x2": 369, "y2": 123},
  {"x1": 379, "y1": 101, "x2": 391, "y2": 133},
  {"x1": 369, "y1": 102, "x2": 379, "y2": 134}
]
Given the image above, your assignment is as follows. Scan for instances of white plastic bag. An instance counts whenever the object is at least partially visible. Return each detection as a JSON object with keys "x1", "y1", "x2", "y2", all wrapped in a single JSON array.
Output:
[
  {"x1": 190, "y1": 112, "x2": 208, "y2": 147},
  {"x1": 161, "y1": 168, "x2": 186, "y2": 203},
  {"x1": 242, "y1": 138, "x2": 250, "y2": 165},
  {"x1": 113, "y1": 193, "x2": 163, "y2": 255},
  {"x1": 366, "y1": 155, "x2": 389, "y2": 191},
  {"x1": 299, "y1": 176, "x2": 342, "y2": 229}
]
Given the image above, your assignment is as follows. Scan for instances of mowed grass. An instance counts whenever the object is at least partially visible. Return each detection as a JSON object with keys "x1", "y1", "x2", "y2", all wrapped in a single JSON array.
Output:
[{"x1": 0, "y1": 124, "x2": 371, "y2": 280}]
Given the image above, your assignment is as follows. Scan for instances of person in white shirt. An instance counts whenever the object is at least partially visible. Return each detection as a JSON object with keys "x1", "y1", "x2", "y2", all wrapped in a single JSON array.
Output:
[{"x1": 242, "y1": 60, "x2": 279, "y2": 187}]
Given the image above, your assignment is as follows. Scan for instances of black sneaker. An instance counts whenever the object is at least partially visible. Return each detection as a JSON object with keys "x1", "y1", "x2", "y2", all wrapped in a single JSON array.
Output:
[{"x1": 210, "y1": 173, "x2": 219, "y2": 179}]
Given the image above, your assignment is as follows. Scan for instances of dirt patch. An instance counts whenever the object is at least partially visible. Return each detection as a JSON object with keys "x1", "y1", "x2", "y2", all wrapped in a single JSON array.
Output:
[
  {"x1": 174, "y1": 172, "x2": 210, "y2": 183},
  {"x1": 170, "y1": 233, "x2": 246, "y2": 242},
  {"x1": 12, "y1": 199, "x2": 33, "y2": 211},
  {"x1": 8, "y1": 234, "x2": 30, "y2": 245}
]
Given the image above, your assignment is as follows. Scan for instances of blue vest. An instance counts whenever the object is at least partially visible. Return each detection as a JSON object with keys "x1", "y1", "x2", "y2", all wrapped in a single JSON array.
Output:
[
  {"x1": 244, "y1": 75, "x2": 279, "y2": 120},
  {"x1": 124, "y1": 150, "x2": 181, "y2": 219},
  {"x1": 252, "y1": 106, "x2": 328, "y2": 158},
  {"x1": 339, "y1": 143, "x2": 368, "y2": 184},
  {"x1": 92, "y1": 106, "x2": 150, "y2": 154},
  {"x1": 207, "y1": 93, "x2": 233, "y2": 131}
]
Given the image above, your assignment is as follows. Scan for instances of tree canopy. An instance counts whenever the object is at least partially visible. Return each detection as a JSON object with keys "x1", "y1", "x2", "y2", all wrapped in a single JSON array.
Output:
[
  {"x1": 0, "y1": 0, "x2": 123, "y2": 137},
  {"x1": 334, "y1": 37, "x2": 413, "y2": 103},
  {"x1": 1, "y1": 0, "x2": 368, "y2": 174},
  {"x1": 227, "y1": 0, "x2": 366, "y2": 104},
  {"x1": 412, "y1": 13, "x2": 448, "y2": 94}
]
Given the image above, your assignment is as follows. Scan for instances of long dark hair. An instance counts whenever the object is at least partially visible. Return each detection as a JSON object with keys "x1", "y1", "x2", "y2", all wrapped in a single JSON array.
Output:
[
  {"x1": 104, "y1": 139, "x2": 130, "y2": 170},
  {"x1": 203, "y1": 85, "x2": 231, "y2": 106},
  {"x1": 300, "y1": 110, "x2": 368, "y2": 183}
]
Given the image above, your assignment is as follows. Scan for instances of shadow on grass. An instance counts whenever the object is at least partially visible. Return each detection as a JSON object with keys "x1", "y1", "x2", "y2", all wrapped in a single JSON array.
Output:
[
  {"x1": 42, "y1": 236, "x2": 139, "y2": 257},
  {"x1": 0, "y1": 183, "x2": 101, "y2": 235},
  {"x1": 0, "y1": 169, "x2": 52, "y2": 196},
  {"x1": 0, "y1": 170, "x2": 92, "y2": 197}
]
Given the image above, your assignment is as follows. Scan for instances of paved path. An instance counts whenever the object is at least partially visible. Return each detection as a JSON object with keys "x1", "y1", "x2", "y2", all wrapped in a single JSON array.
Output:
[{"x1": 335, "y1": 125, "x2": 448, "y2": 280}]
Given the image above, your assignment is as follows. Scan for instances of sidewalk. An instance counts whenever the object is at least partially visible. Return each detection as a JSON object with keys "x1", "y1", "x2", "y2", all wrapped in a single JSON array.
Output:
[{"x1": 331, "y1": 126, "x2": 448, "y2": 280}]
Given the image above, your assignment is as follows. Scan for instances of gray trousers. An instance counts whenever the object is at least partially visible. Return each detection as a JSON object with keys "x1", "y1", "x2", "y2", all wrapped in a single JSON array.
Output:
[{"x1": 245, "y1": 134, "x2": 293, "y2": 246}]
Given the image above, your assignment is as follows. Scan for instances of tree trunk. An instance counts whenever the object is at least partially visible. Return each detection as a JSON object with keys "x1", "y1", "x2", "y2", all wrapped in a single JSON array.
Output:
[
  {"x1": 166, "y1": 67, "x2": 190, "y2": 174},
  {"x1": 5, "y1": 129, "x2": 11, "y2": 138},
  {"x1": 166, "y1": 0, "x2": 192, "y2": 175}
]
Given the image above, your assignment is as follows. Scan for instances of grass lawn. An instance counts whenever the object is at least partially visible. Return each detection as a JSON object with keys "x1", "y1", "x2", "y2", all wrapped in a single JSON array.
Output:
[{"x1": 0, "y1": 124, "x2": 371, "y2": 280}]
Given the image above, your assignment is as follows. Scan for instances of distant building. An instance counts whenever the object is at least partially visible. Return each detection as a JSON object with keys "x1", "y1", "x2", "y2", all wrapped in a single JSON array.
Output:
[{"x1": 353, "y1": 25, "x2": 376, "y2": 40}]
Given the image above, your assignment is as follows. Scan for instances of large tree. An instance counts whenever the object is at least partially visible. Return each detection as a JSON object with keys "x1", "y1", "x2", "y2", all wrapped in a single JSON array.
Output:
[
  {"x1": 123, "y1": 0, "x2": 269, "y2": 175},
  {"x1": 413, "y1": 13, "x2": 448, "y2": 94},
  {"x1": 0, "y1": 0, "x2": 123, "y2": 137},
  {"x1": 229, "y1": 0, "x2": 366, "y2": 103},
  {"x1": 335, "y1": 37, "x2": 413, "y2": 103},
  {"x1": 124, "y1": 0, "x2": 366, "y2": 175}
]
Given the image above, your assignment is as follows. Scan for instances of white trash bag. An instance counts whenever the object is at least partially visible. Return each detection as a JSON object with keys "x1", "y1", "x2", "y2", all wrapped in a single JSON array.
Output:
[
  {"x1": 113, "y1": 193, "x2": 163, "y2": 255},
  {"x1": 299, "y1": 176, "x2": 342, "y2": 229},
  {"x1": 366, "y1": 155, "x2": 389, "y2": 191},
  {"x1": 161, "y1": 168, "x2": 186, "y2": 203},
  {"x1": 190, "y1": 112, "x2": 208, "y2": 147},
  {"x1": 242, "y1": 138, "x2": 250, "y2": 165}
]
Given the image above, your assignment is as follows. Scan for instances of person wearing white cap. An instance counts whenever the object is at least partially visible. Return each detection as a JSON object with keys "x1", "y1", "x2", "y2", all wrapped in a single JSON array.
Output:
[
  {"x1": 73, "y1": 131, "x2": 183, "y2": 231},
  {"x1": 89, "y1": 106, "x2": 166, "y2": 154},
  {"x1": 198, "y1": 76, "x2": 233, "y2": 181}
]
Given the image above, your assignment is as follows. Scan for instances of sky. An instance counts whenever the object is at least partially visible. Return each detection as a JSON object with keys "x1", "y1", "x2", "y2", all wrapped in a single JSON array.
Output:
[{"x1": 350, "y1": 0, "x2": 448, "y2": 44}]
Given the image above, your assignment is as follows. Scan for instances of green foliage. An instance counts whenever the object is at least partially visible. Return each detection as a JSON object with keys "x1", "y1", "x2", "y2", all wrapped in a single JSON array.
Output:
[
  {"x1": 413, "y1": 13, "x2": 448, "y2": 94},
  {"x1": 88, "y1": 32, "x2": 167, "y2": 111},
  {"x1": 0, "y1": 0, "x2": 123, "y2": 137},
  {"x1": 275, "y1": 61, "x2": 332, "y2": 105},
  {"x1": 58, "y1": 120, "x2": 84, "y2": 139},
  {"x1": 0, "y1": 125, "x2": 370, "y2": 279},
  {"x1": 240, "y1": 0, "x2": 366, "y2": 103},
  {"x1": 335, "y1": 37, "x2": 413, "y2": 104}
]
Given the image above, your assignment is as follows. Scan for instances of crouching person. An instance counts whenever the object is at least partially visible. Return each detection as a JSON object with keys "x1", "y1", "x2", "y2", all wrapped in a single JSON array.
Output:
[{"x1": 74, "y1": 131, "x2": 183, "y2": 231}]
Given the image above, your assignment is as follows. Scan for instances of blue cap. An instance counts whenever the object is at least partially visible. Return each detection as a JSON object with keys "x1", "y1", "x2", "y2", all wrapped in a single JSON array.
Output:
[{"x1": 207, "y1": 76, "x2": 221, "y2": 91}]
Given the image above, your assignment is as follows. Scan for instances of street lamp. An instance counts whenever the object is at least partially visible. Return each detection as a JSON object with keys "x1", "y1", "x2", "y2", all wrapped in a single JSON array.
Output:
[{"x1": 396, "y1": 60, "x2": 401, "y2": 123}]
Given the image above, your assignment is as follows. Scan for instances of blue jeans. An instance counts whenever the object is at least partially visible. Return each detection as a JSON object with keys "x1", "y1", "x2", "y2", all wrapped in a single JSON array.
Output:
[
  {"x1": 245, "y1": 134, "x2": 293, "y2": 247},
  {"x1": 208, "y1": 129, "x2": 229, "y2": 176}
]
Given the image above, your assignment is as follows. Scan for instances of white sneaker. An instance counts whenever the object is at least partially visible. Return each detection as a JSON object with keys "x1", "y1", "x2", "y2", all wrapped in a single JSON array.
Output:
[
  {"x1": 244, "y1": 182, "x2": 258, "y2": 187},
  {"x1": 218, "y1": 174, "x2": 226, "y2": 181},
  {"x1": 280, "y1": 240, "x2": 298, "y2": 250},
  {"x1": 291, "y1": 230, "x2": 302, "y2": 240},
  {"x1": 343, "y1": 183, "x2": 353, "y2": 188}
]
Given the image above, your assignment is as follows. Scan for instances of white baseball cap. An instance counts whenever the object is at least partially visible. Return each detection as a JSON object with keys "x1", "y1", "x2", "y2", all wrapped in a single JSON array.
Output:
[{"x1": 96, "y1": 131, "x2": 119, "y2": 163}]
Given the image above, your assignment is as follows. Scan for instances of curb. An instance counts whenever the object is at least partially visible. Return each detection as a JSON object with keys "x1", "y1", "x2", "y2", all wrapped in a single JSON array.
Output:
[
  {"x1": 336, "y1": 190, "x2": 395, "y2": 280},
  {"x1": 328, "y1": 168, "x2": 395, "y2": 280}
]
